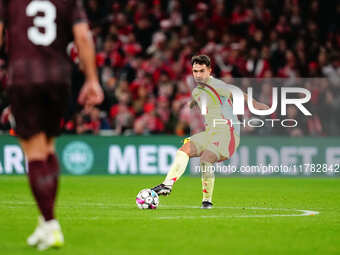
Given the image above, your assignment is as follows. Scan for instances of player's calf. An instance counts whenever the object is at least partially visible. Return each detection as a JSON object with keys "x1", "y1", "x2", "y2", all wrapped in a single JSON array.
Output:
[
  {"x1": 200, "y1": 153, "x2": 216, "y2": 208},
  {"x1": 151, "y1": 139, "x2": 198, "y2": 196}
]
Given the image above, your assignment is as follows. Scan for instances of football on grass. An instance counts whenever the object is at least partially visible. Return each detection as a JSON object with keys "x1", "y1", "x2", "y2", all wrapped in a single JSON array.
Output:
[{"x1": 136, "y1": 189, "x2": 159, "y2": 209}]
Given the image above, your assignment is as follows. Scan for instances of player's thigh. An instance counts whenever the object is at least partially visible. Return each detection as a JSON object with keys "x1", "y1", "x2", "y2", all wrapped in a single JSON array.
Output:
[
  {"x1": 206, "y1": 130, "x2": 240, "y2": 161},
  {"x1": 188, "y1": 131, "x2": 211, "y2": 156},
  {"x1": 200, "y1": 149, "x2": 218, "y2": 163}
]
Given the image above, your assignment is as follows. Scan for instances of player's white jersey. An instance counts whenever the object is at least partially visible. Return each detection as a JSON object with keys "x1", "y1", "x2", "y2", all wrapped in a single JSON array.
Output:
[{"x1": 191, "y1": 76, "x2": 241, "y2": 136}]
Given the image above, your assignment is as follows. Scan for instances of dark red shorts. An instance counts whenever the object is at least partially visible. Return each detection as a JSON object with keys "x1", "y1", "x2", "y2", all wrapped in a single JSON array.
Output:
[{"x1": 7, "y1": 83, "x2": 70, "y2": 140}]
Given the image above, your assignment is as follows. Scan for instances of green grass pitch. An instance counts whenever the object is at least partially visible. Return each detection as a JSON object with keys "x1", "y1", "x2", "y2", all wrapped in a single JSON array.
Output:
[{"x1": 1, "y1": 176, "x2": 340, "y2": 255}]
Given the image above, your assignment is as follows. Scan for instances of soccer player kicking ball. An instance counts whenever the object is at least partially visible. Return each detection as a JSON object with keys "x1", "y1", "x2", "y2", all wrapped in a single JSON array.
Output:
[
  {"x1": 0, "y1": 0, "x2": 103, "y2": 250},
  {"x1": 152, "y1": 55, "x2": 269, "y2": 209}
]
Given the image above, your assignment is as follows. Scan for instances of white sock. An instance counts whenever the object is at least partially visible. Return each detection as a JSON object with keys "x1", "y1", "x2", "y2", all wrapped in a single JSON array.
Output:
[
  {"x1": 201, "y1": 161, "x2": 215, "y2": 203},
  {"x1": 163, "y1": 150, "x2": 189, "y2": 186}
]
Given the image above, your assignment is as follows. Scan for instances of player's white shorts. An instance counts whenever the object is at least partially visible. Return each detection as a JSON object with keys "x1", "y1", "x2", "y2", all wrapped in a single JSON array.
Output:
[{"x1": 188, "y1": 127, "x2": 240, "y2": 161}]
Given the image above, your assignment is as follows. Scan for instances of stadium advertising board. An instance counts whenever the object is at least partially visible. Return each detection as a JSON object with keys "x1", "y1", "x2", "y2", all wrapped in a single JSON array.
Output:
[{"x1": 0, "y1": 135, "x2": 339, "y2": 176}]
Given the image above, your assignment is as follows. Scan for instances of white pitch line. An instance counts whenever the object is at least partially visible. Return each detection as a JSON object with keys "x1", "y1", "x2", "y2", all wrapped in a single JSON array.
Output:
[
  {"x1": 156, "y1": 209, "x2": 319, "y2": 220},
  {"x1": 156, "y1": 205, "x2": 319, "y2": 219},
  {"x1": 0, "y1": 201, "x2": 320, "y2": 220}
]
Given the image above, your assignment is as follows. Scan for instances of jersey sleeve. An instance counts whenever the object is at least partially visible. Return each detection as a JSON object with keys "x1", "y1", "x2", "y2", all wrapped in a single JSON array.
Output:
[{"x1": 71, "y1": 0, "x2": 88, "y2": 25}]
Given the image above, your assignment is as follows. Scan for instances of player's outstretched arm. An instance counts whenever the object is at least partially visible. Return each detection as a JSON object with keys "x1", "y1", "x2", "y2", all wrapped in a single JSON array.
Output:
[
  {"x1": 73, "y1": 23, "x2": 103, "y2": 106},
  {"x1": 243, "y1": 92, "x2": 270, "y2": 110}
]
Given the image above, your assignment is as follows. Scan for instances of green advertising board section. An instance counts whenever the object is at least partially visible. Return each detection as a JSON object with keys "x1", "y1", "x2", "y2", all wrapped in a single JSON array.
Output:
[
  {"x1": 0, "y1": 135, "x2": 185, "y2": 175},
  {"x1": 0, "y1": 135, "x2": 339, "y2": 176}
]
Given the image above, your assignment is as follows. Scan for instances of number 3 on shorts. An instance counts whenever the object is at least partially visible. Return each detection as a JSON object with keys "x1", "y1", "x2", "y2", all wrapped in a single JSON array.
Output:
[{"x1": 26, "y1": 0, "x2": 56, "y2": 46}]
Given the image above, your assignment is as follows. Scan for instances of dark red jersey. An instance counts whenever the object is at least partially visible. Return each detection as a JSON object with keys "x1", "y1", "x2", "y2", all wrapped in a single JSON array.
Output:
[{"x1": 0, "y1": 0, "x2": 87, "y2": 85}]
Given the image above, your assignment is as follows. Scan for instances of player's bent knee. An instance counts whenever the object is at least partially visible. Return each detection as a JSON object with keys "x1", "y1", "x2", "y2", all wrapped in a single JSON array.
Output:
[
  {"x1": 19, "y1": 133, "x2": 49, "y2": 161},
  {"x1": 179, "y1": 140, "x2": 198, "y2": 157},
  {"x1": 178, "y1": 144, "x2": 190, "y2": 156},
  {"x1": 200, "y1": 150, "x2": 218, "y2": 163}
]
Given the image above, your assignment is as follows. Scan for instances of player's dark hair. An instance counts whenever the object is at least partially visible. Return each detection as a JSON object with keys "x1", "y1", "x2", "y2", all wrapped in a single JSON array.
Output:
[{"x1": 191, "y1": 55, "x2": 211, "y2": 67}]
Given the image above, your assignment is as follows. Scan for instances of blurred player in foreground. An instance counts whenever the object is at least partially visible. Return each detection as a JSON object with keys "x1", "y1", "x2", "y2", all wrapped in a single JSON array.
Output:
[
  {"x1": 152, "y1": 55, "x2": 268, "y2": 209},
  {"x1": 0, "y1": 0, "x2": 103, "y2": 250}
]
